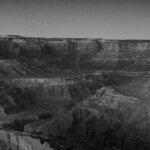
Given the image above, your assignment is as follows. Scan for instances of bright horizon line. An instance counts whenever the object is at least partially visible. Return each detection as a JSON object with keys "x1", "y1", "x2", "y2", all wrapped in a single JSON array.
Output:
[{"x1": 2, "y1": 34, "x2": 150, "y2": 40}]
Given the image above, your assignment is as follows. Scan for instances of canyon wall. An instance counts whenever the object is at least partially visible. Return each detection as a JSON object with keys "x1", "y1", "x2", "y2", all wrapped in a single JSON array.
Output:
[
  {"x1": 0, "y1": 36, "x2": 150, "y2": 150},
  {"x1": 0, "y1": 37, "x2": 150, "y2": 72},
  {"x1": 0, "y1": 130, "x2": 53, "y2": 150}
]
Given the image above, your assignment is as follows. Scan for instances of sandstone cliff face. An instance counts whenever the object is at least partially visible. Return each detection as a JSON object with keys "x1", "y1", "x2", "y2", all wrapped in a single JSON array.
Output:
[
  {"x1": 22, "y1": 86, "x2": 150, "y2": 150},
  {"x1": 0, "y1": 74, "x2": 102, "y2": 116},
  {"x1": 0, "y1": 130, "x2": 53, "y2": 150},
  {"x1": 1, "y1": 37, "x2": 150, "y2": 73},
  {"x1": 0, "y1": 36, "x2": 150, "y2": 150}
]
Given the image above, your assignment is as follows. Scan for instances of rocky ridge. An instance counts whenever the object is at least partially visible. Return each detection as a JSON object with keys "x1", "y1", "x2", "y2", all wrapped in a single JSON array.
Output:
[
  {"x1": 0, "y1": 37, "x2": 150, "y2": 77},
  {"x1": 0, "y1": 36, "x2": 149, "y2": 149}
]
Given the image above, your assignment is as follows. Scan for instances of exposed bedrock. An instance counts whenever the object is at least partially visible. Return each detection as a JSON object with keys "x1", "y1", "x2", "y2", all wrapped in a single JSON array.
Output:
[
  {"x1": 0, "y1": 130, "x2": 54, "y2": 150},
  {"x1": 0, "y1": 74, "x2": 104, "y2": 115},
  {"x1": 1, "y1": 37, "x2": 150, "y2": 72},
  {"x1": 23, "y1": 87, "x2": 150, "y2": 150},
  {"x1": 0, "y1": 73, "x2": 148, "y2": 150},
  {"x1": 1, "y1": 36, "x2": 150, "y2": 149},
  {"x1": 0, "y1": 72, "x2": 134, "y2": 117}
]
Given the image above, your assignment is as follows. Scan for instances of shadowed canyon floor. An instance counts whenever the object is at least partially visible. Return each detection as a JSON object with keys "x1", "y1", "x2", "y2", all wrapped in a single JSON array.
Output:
[{"x1": 0, "y1": 36, "x2": 150, "y2": 149}]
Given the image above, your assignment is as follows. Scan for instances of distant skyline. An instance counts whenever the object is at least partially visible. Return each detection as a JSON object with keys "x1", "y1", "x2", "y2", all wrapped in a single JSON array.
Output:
[{"x1": 0, "y1": 0, "x2": 150, "y2": 39}]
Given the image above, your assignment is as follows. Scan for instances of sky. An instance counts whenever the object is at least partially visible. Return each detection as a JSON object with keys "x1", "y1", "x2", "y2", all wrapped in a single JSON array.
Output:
[{"x1": 0, "y1": 0, "x2": 150, "y2": 39}]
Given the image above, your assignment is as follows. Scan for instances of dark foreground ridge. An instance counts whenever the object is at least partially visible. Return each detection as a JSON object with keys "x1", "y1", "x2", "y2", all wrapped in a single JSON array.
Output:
[{"x1": 0, "y1": 36, "x2": 150, "y2": 150}]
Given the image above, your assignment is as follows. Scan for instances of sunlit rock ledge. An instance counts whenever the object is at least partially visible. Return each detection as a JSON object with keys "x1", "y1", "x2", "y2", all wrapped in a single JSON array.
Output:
[{"x1": 0, "y1": 130, "x2": 54, "y2": 150}]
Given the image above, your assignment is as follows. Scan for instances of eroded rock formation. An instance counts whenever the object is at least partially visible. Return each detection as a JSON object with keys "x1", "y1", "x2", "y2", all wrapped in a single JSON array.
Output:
[
  {"x1": 0, "y1": 36, "x2": 150, "y2": 150},
  {"x1": 0, "y1": 37, "x2": 150, "y2": 76},
  {"x1": 0, "y1": 130, "x2": 54, "y2": 150}
]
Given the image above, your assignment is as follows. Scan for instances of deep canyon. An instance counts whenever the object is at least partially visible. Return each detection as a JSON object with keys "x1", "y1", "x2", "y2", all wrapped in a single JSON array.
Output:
[{"x1": 0, "y1": 35, "x2": 150, "y2": 149}]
